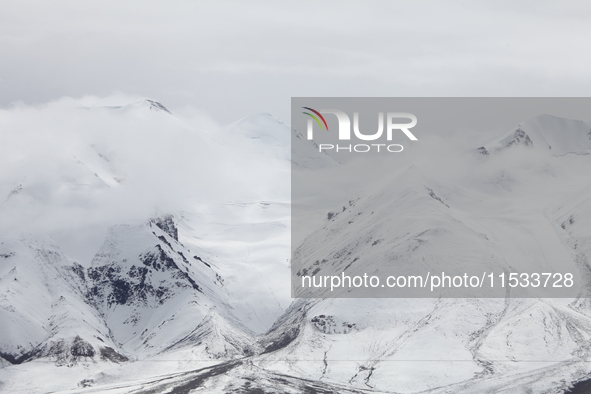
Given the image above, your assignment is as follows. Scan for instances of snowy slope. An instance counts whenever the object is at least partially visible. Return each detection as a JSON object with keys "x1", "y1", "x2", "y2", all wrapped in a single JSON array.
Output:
[
  {"x1": 479, "y1": 114, "x2": 591, "y2": 156},
  {"x1": 87, "y1": 217, "x2": 255, "y2": 358},
  {"x1": 0, "y1": 234, "x2": 126, "y2": 367},
  {"x1": 263, "y1": 113, "x2": 591, "y2": 393}
]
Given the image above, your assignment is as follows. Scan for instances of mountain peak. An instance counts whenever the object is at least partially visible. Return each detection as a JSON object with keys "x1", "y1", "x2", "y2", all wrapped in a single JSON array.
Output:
[
  {"x1": 478, "y1": 114, "x2": 591, "y2": 156},
  {"x1": 144, "y1": 99, "x2": 172, "y2": 114}
]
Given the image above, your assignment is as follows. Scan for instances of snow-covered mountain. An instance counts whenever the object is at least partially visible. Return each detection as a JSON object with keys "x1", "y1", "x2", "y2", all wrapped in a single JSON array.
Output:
[
  {"x1": 271, "y1": 113, "x2": 591, "y2": 393},
  {"x1": 86, "y1": 216, "x2": 254, "y2": 358},
  {"x1": 479, "y1": 114, "x2": 591, "y2": 156},
  {"x1": 0, "y1": 98, "x2": 291, "y2": 392},
  {"x1": 3, "y1": 102, "x2": 591, "y2": 393},
  {"x1": 0, "y1": 234, "x2": 125, "y2": 367}
]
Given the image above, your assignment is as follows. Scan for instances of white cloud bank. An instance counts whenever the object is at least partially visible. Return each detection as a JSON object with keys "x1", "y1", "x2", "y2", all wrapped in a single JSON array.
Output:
[{"x1": 0, "y1": 94, "x2": 290, "y2": 264}]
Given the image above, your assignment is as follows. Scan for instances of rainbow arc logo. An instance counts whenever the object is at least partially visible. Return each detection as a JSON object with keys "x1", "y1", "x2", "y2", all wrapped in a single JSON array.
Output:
[{"x1": 301, "y1": 107, "x2": 329, "y2": 131}]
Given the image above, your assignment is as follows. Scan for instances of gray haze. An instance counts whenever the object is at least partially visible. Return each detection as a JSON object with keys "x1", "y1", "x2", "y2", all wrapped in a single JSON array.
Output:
[{"x1": 1, "y1": 0, "x2": 591, "y2": 124}]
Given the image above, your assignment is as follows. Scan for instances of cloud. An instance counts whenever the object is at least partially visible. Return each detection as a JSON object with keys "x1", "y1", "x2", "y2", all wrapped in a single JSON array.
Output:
[
  {"x1": 0, "y1": 94, "x2": 290, "y2": 262},
  {"x1": 1, "y1": 1, "x2": 591, "y2": 124}
]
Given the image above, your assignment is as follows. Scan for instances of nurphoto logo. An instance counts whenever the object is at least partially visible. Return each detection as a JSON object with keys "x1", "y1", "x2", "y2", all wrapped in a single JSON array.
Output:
[{"x1": 302, "y1": 107, "x2": 418, "y2": 153}]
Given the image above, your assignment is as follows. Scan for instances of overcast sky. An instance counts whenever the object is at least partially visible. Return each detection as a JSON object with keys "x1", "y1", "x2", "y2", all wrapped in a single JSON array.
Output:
[{"x1": 1, "y1": 0, "x2": 591, "y2": 124}]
